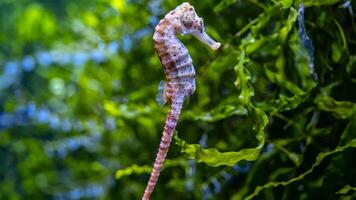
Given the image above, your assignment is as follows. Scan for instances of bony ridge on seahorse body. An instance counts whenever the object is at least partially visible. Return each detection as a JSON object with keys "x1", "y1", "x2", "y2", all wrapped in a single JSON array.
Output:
[{"x1": 142, "y1": 2, "x2": 221, "y2": 200}]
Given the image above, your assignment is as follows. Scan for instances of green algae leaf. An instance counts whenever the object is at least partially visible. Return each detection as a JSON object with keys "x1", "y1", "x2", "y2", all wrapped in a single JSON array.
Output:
[
  {"x1": 115, "y1": 164, "x2": 152, "y2": 180},
  {"x1": 336, "y1": 185, "x2": 356, "y2": 195},
  {"x1": 315, "y1": 96, "x2": 356, "y2": 119},
  {"x1": 234, "y1": 53, "x2": 254, "y2": 105},
  {"x1": 257, "y1": 94, "x2": 308, "y2": 112},
  {"x1": 274, "y1": 143, "x2": 302, "y2": 166},
  {"x1": 302, "y1": 0, "x2": 343, "y2": 7},
  {"x1": 346, "y1": 56, "x2": 356, "y2": 82},
  {"x1": 245, "y1": 139, "x2": 356, "y2": 200},
  {"x1": 279, "y1": 7, "x2": 297, "y2": 42},
  {"x1": 332, "y1": 41, "x2": 343, "y2": 62},
  {"x1": 115, "y1": 159, "x2": 187, "y2": 180},
  {"x1": 174, "y1": 134, "x2": 263, "y2": 167},
  {"x1": 340, "y1": 114, "x2": 356, "y2": 145},
  {"x1": 174, "y1": 106, "x2": 268, "y2": 167},
  {"x1": 274, "y1": 0, "x2": 293, "y2": 9}
]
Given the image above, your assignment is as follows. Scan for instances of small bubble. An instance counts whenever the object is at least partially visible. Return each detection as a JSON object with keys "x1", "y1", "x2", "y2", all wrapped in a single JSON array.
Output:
[
  {"x1": 49, "y1": 78, "x2": 66, "y2": 96},
  {"x1": 22, "y1": 56, "x2": 35, "y2": 71},
  {"x1": 36, "y1": 51, "x2": 52, "y2": 67},
  {"x1": 4, "y1": 61, "x2": 19, "y2": 75}
]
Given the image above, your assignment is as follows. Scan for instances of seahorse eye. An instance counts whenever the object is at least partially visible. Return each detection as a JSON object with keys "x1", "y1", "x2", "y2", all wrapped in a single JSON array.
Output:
[
  {"x1": 181, "y1": 12, "x2": 194, "y2": 29},
  {"x1": 182, "y1": 20, "x2": 193, "y2": 28}
]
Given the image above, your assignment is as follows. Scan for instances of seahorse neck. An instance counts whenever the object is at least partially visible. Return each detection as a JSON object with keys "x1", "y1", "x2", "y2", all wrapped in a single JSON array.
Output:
[{"x1": 153, "y1": 18, "x2": 180, "y2": 46}]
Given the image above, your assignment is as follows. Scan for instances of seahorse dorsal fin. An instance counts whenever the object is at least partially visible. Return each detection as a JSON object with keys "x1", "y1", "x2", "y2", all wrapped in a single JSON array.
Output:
[{"x1": 156, "y1": 80, "x2": 167, "y2": 106}]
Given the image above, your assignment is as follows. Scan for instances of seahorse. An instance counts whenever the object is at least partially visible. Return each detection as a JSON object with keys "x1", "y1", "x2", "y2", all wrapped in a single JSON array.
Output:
[{"x1": 142, "y1": 2, "x2": 221, "y2": 199}]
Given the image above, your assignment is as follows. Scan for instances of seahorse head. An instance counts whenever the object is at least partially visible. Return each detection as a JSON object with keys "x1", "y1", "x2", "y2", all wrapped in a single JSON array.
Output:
[{"x1": 169, "y1": 2, "x2": 221, "y2": 50}]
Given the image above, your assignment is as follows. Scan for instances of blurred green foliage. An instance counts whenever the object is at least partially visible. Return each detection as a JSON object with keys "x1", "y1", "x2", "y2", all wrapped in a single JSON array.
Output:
[{"x1": 0, "y1": 0, "x2": 356, "y2": 199}]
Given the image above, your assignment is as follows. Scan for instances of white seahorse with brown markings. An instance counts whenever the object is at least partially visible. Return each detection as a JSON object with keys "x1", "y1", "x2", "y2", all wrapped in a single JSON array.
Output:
[{"x1": 143, "y1": 3, "x2": 221, "y2": 199}]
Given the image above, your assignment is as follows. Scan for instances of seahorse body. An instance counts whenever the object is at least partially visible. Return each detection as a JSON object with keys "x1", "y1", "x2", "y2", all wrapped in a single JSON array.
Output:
[{"x1": 142, "y1": 3, "x2": 221, "y2": 199}]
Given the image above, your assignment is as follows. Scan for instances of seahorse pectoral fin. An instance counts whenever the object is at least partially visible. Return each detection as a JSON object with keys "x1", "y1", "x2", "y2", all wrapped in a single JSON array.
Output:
[
  {"x1": 192, "y1": 31, "x2": 221, "y2": 50},
  {"x1": 156, "y1": 80, "x2": 167, "y2": 106}
]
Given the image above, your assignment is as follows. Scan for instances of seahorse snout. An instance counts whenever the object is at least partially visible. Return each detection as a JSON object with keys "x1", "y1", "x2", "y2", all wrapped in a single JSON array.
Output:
[{"x1": 193, "y1": 31, "x2": 221, "y2": 50}]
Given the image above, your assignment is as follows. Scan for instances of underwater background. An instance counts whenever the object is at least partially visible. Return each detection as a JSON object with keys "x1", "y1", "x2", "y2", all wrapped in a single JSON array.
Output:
[{"x1": 0, "y1": 0, "x2": 355, "y2": 199}]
